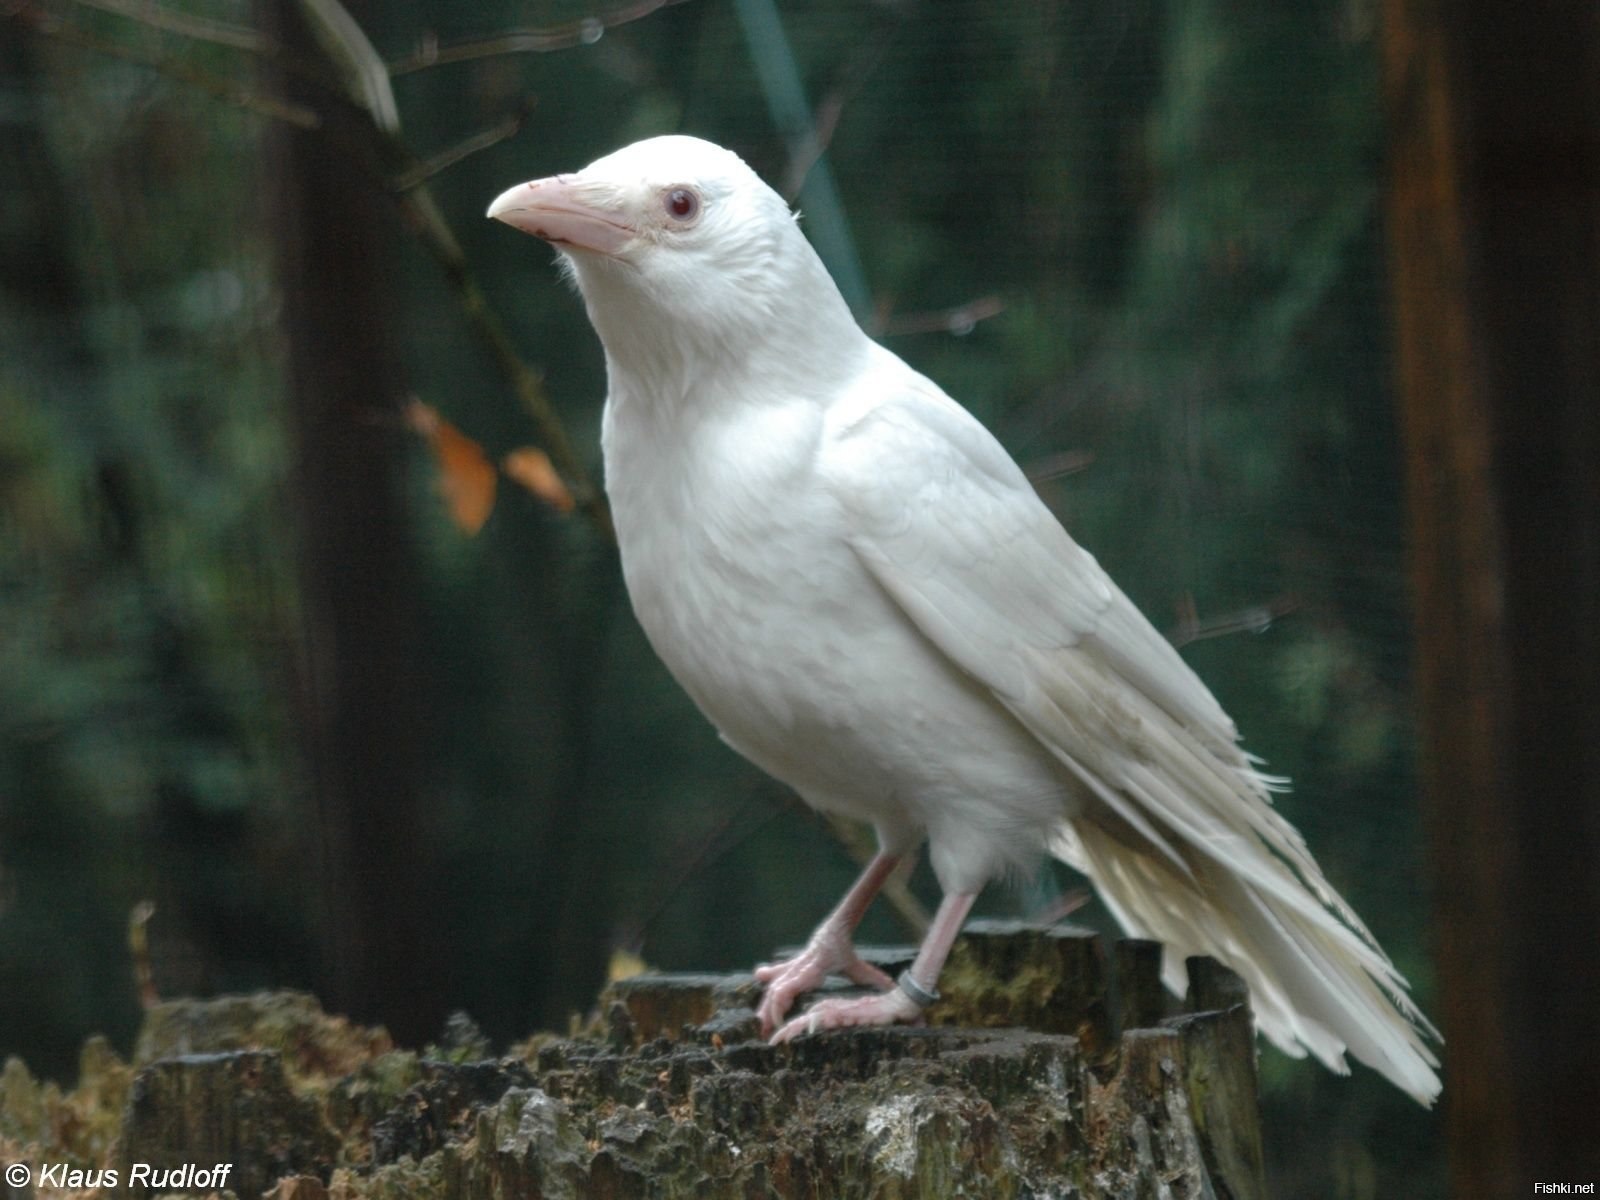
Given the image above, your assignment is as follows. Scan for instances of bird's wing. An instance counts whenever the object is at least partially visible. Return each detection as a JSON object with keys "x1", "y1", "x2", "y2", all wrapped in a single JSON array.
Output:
[
  {"x1": 820, "y1": 371, "x2": 1440, "y2": 1103},
  {"x1": 820, "y1": 372, "x2": 1291, "y2": 877},
  {"x1": 823, "y1": 374, "x2": 1233, "y2": 731}
]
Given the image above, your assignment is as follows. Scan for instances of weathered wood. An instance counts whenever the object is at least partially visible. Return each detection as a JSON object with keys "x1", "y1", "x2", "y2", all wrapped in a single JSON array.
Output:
[
  {"x1": 118, "y1": 1052, "x2": 340, "y2": 1199},
  {"x1": 940, "y1": 920, "x2": 1112, "y2": 1055},
  {"x1": 1183, "y1": 955, "x2": 1248, "y2": 1014},
  {"x1": 605, "y1": 972, "x2": 762, "y2": 1045},
  {"x1": 0, "y1": 929, "x2": 1268, "y2": 1199},
  {"x1": 1382, "y1": 0, "x2": 1600, "y2": 1189},
  {"x1": 1113, "y1": 939, "x2": 1167, "y2": 1033},
  {"x1": 1168, "y1": 994, "x2": 1266, "y2": 1198}
]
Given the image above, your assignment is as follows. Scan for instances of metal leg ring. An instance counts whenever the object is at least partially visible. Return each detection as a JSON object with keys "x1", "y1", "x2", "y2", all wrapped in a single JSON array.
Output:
[{"x1": 896, "y1": 969, "x2": 940, "y2": 1008}]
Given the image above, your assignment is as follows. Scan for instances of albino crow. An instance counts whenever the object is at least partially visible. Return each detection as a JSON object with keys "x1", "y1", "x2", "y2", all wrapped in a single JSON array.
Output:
[{"x1": 488, "y1": 135, "x2": 1441, "y2": 1104}]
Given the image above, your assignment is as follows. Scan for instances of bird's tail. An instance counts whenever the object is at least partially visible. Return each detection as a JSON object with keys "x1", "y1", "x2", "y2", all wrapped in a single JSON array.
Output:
[{"x1": 1051, "y1": 807, "x2": 1442, "y2": 1106}]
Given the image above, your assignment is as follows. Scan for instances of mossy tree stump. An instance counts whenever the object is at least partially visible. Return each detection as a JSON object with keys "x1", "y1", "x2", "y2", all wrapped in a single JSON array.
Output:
[{"x1": 0, "y1": 923, "x2": 1267, "y2": 1198}]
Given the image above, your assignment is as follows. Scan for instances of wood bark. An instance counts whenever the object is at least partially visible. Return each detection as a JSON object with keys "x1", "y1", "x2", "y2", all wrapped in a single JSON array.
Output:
[
  {"x1": 1, "y1": 928, "x2": 1268, "y2": 1199},
  {"x1": 1381, "y1": 0, "x2": 1600, "y2": 1189},
  {"x1": 258, "y1": 0, "x2": 446, "y2": 1045}
]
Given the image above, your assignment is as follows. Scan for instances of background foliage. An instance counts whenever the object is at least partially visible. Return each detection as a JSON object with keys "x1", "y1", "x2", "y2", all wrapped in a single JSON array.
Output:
[{"x1": 0, "y1": 0, "x2": 1440, "y2": 1193}]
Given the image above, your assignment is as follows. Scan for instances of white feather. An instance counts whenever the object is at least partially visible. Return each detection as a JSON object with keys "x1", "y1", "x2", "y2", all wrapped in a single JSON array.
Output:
[{"x1": 516, "y1": 135, "x2": 1442, "y2": 1106}]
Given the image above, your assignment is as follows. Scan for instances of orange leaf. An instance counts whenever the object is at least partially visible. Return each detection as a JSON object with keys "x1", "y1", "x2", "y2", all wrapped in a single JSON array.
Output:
[
  {"x1": 607, "y1": 946, "x2": 650, "y2": 982},
  {"x1": 502, "y1": 446, "x2": 576, "y2": 514},
  {"x1": 407, "y1": 399, "x2": 497, "y2": 535}
]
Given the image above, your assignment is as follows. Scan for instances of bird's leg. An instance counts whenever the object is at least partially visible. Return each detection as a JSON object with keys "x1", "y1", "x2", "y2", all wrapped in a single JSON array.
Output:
[
  {"x1": 770, "y1": 890, "x2": 977, "y2": 1044},
  {"x1": 755, "y1": 851, "x2": 902, "y2": 1034}
]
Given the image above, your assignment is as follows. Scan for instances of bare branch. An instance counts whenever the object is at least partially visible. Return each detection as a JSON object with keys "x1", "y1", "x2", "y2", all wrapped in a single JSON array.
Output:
[
  {"x1": 1030, "y1": 887, "x2": 1091, "y2": 926},
  {"x1": 387, "y1": 0, "x2": 693, "y2": 77},
  {"x1": 298, "y1": 0, "x2": 398, "y2": 131},
  {"x1": 69, "y1": 0, "x2": 270, "y2": 52},
  {"x1": 391, "y1": 101, "x2": 532, "y2": 192},
  {"x1": 779, "y1": 14, "x2": 900, "y2": 201},
  {"x1": 1168, "y1": 593, "x2": 1299, "y2": 649},
  {"x1": 1024, "y1": 449, "x2": 1096, "y2": 484},
  {"x1": 18, "y1": 0, "x2": 609, "y2": 536},
  {"x1": 128, "y1": 900, "x2": 159, "y2": 1009},
  {"x1": 384, "y1": 167, "x2": 612, "y2": 537},
  {"x1": 874, "y1": 294, "x2": 1006, "y2": 337},
  {"x1": 68, "y1": 0, "x2": 396, "y2": 126},
  {"x1": 15, "y1": 6, "x2": 321, "y2": 127}
]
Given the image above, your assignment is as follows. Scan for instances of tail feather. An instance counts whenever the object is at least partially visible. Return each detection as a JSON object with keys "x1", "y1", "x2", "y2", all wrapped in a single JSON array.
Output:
[
  {"x1": 1051, "y1": 815, "x2": 1442, "y2": 1106},
  {"x1": 995, "y1": 647, "x2": 1441, "y2": 1105}
]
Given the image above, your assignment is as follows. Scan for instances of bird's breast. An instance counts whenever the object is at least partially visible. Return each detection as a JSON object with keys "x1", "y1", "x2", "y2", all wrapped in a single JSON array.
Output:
[
  {"x1": 604, "y1": 396, "x2": 872, "y2": 739},
  {"x1": 600, "y1": 392, "x2": 1065, "y2": 840}
]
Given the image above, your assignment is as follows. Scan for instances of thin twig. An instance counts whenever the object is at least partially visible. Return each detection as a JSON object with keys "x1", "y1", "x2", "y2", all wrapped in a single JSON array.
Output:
[
  {"x1": 369, "y1": 120, "x2": 612, "y2": 533},
  {"x1": 20, "y1": 0, "x2": 609, "y2": 535},
  {"x1": 60, "y1": 0, "x2": 339, "y2": 88},
  {"x1": 1024, "y1": 449, "x2": 1095, "y2": 484},
  {"x1": 780, "y1": 13, "x2": 901, "y2": 201},
  {"x1": 1168, "y1": 593, "x2": 1299, "y2": 649},
  {"x1": 75, "y1": 0, "x2": 405, "y2": 130},
  {"x1": 15, "y1": 7, "x2": 321, "y2": 127},
  {"x1": 387, "y1": 0, "x2": 693, "y2": 76},
  {"x1": 299, "y1": 0, "x2": 398, "y2": 131},
  {"x1": 874, "y1": 294, "x2": 1006, "y2": 337},
  {"x1": 391, "y1": 101, "x2": 533, "y2": 192},
  {"x1": 1030, "y1": 887, "x2": 1091, "y2": 926},
  {"x1": 129, "y1": 901, "x2": 159, "y2": 1009},
  {"x1": 616, "y1": 792, "x2": 930, "y2": 953},
  {"x1": 615, "y1": 789, "x2": 782, "y2": 951},
  {"x1": 385, "y1": 169, "x2": 612, "y2": 537},
  {"x1": 70, "y1": 0, "x2": 270, "y2": 51}
]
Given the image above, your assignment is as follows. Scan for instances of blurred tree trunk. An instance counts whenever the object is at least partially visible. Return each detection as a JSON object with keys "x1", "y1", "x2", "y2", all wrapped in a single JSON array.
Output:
[
  {"x1": 0, "y1": 38, "x2": 85, "y2": 348},
  {"x1": 1382, "y1": 0, "x2": 1600, "y2": 1191},
  {"x1": 258, "y1": 0, "x2": 446, "y2": 1044}
]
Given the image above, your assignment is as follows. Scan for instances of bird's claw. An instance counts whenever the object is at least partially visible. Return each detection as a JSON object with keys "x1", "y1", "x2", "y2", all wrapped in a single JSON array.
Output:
[
  {"x1": 769, "y1": 989, "x2": 924, "y2": 1044},
  {"x1": 754, "y1": 932, "x2": 896, "y2": 1035}
]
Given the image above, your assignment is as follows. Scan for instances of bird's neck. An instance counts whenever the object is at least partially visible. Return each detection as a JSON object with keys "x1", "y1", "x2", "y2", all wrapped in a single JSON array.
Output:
[{"x1": 581, "y1": 246, "x2": 870, "y2": 429}]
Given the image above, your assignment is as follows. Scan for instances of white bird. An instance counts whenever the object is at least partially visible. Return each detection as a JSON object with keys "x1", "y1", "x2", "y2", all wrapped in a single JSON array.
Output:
[{"x1": 488, "y1": 135, "x2": 1442, "y2": 1105}]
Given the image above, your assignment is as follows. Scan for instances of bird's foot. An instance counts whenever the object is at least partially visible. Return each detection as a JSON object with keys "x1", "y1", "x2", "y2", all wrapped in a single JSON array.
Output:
[
  {"x1": 754, "y1": 928, "x2": 895, "y2": 1036},
  {"x1": 769, "y1": 988, "x2": 924, "y2": 1044}
]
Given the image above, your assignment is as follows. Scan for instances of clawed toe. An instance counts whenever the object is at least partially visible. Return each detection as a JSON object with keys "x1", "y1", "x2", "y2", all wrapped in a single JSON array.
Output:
[
  {"x1": 769, "y1": 989, "x2": 923, "y2": 1044},
  {"x1": 754, "y1": 954, "x2": 817, "y2": 1035},
  {"x1": 753, "y1": 944, "x2": 896, "y2": 1035}
]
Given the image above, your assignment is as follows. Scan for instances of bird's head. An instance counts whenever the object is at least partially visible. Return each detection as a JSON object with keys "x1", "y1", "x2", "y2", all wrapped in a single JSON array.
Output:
[{"x1": 488, "y1": 135, "x2": 861, "y2": 393}]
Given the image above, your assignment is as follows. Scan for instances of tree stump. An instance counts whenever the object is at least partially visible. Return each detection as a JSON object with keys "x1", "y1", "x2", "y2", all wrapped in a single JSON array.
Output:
[{"x1": 0, "y1": 923, "x2": 1267, "y2": 1199}]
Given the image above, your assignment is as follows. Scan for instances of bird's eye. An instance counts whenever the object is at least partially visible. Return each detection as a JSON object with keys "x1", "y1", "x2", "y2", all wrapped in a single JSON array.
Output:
[{"x1": 663, "y1": 188, "x2": 699, "y2": 221}]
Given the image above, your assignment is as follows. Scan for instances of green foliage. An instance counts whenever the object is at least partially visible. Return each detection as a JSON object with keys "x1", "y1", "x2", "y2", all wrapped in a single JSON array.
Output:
[{"x1": 0, "y1": 31, "x2": 306, "y2": 1074}]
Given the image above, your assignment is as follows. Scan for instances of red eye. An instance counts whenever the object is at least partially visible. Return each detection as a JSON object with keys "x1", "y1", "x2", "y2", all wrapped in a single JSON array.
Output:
[{"x1": 664, "y1": 188, "x2": 699, "y2": 220}]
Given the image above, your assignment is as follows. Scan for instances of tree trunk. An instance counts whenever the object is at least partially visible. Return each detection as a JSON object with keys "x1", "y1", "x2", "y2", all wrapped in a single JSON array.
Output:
[
  {"x1": 258, "y1": 0, "x2": 445, "y2": 1045},
  {"x1": 1382, "y1": 0, "x2": 1600, "y2": 1190}
]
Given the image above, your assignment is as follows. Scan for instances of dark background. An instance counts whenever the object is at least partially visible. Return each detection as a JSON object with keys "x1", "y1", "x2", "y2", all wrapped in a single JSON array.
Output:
[{"x1": 2, "y1": 0, "x2": 1596, "y2": 1195}]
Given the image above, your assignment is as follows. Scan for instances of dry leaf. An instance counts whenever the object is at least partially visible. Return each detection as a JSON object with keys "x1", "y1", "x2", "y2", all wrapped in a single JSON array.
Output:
[
  {"x1": 502, "y1": 446, "x2": 576, "y2": 514},
  {"x1": 607, "y1": 947, "x2": 650, "y2": 982},
  {"x1": 406, "y1": 398, "x2": 497, "y2": 535}
]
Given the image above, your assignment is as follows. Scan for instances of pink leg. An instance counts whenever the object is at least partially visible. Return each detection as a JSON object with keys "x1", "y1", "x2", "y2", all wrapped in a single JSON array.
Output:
[
  {"x1": 770, "y1": 890, "x2": 977, "y2": 1044},
  {"x1": 755, "y1": 852, "x2": 901, "y2": 1035}
]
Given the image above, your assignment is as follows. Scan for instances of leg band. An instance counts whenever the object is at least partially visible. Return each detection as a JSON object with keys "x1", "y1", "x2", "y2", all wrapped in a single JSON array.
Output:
[{"x1": 896, "y1": 969, "x2": 940, "y2": 1008}]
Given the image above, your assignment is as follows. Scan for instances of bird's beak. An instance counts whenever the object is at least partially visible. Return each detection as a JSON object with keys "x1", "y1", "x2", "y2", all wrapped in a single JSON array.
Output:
[{"x1": 486, "y1": 175, "x2": 634, "y2": 256}]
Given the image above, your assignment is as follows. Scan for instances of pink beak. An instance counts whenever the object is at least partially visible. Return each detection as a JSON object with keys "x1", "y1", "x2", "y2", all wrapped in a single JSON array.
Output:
[{"x1": 486, "y1": 175, "x2": 634, "y2": 255}]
